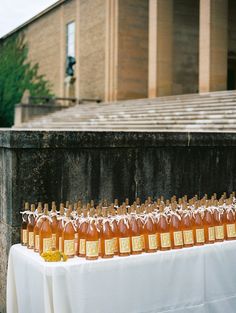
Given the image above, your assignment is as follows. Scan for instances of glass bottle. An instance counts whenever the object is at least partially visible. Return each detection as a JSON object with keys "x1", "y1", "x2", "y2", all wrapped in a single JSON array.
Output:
[
  {"x1": 214, "y1": 199, "x2": 225, "y2": 242},
  {"x1": 21, "y1": 202, "x2": 29, "y2": 246},
  {"x1": 144, "y1": 206, "x2": 157, "y2": 253},
  {"x1": 39, "y1": 204, "x2": 52, "y2": 254},
  {"x1": 56, "y1": 203, "x2": 65, "y2": 252},
  {"x1": 194, "y1": 201, "x2": 205, "y2": 246},
  {"x1": 157, "y1": 204, "x2": 171, "y2": 251},
  {"x1": 182, "y1": 203, "x2": 194, "y2": 247},
  {"x1": 136, "y1": 206, "x2": 145, "y2": 251},
  {"x1": 117, "y1": 205, "x2": 131, "y2": 256},
  {"x1": 78, "y1": 207, "x2": 88, "y2": 257},
  {"x1": 62, "y1": 208, "x2": 75, "y2": 258},
  {"x1": 86, "y1": 216, "x2": 99, "y2": 260},
  {"x1": 170, "y1": 202, "x2": 183, "y2": 249},
  {"x1": 33, "y1": 203, "x2": 43, "y2": 252},
  {"x1": 110, "y1": 208, "x2": 119, "y2": 255},
  {"x1": 27, "y1": 204, "x2": 35, "y2": 249},
  {"x1": 50, "y1": 203, "x2": 58, "y2": 251},
  {"x1": 203, "y1": 200, "x2": 215, "y2": 244},
  {"x1": 225, "y1": 198, "x2": 236, "y2": 240},
  {"x1": 130, "y1": 205, "x2": 142, "y2": 255},
  {"x1": 101, "y1": 208, "x2": 114, "y2": 258}
]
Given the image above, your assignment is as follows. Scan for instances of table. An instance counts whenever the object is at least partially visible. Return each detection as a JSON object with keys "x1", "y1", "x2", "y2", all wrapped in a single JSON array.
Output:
[{"x1": 7, "y1": 241, "x2": 236, "y2": 313}]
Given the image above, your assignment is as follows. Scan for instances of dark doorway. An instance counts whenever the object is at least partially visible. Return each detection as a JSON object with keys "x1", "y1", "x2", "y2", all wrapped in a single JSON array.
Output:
[{"x1": 227, "y1": 59, "x2": 236, "y2": 90}]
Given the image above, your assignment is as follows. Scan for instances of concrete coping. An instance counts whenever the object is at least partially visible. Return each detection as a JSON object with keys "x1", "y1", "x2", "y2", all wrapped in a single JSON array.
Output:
[{"x1": 1, "y1": 129, "x2": 236, "y2": 148}]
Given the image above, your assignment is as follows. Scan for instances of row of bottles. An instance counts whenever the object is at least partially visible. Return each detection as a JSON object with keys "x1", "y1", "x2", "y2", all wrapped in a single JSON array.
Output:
[{"x1": 20, "y1": 192, "x2": 236, "y2": 260}]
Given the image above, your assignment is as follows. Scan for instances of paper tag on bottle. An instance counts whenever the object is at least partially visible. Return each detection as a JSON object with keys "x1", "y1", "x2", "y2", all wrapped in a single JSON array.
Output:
[
  {"x1": 148, "y1": 234, "x2": 157, "y2": 249},
  {"x1": 131, "y1": 236, "x2": 142, "y2": 251},
  {"x1": 160, "y1": 232, "x2": 171, "y2": 248},
  {"x1": 22, "y1": 230, "x2": 27, "y2": 244},
  {"x1": 113, "y1": 237, "x2": 118, "y2": 253},
  {"x1": 59, "y1": 237, "x2": 62, "y2": 252},
  {"x1": 196, "y1": 228, "x2": 205, "y2": 243},
  {"x1": 79, "y1": 238, "x2": 86, "y2": 254},
  {"x1": 43, "y1": 238, "x2": 52, "y2": 253},
  {"x1": 215, "y1": 225, "x2": 224, "y2": 240},
  {"x1": 105, "y1": 239, "x2": 114, "y2": 255},
  {"x1": 86, "y1": 241, "x2": 99, "y2": 257},
  {"x1": 119, "y1": 237, "x2": 131, "y2": 253},
  {"x1": 74, "y1": 233, "x2": 78, "y2": 252},
  {"x1": 64, "y1": 239, "x2": 75, "y2": 256},
  {"x1": 208, "y1": 226, "x2": 215, "y2": 241},
  {"x1": 183, "y1": 230, "x2": 194, "y2": 245},
  {"x1": 227, "y1": 224, "x2": 236, "y2": 238},
  {"x1": 35, "y1": 235, "x2": 39, "y2": 250},
  {"x1": 173, "y1": 231, "x2": 183, "y2": 246},
  {"x1": 52, "y1": 234, "x2": 56, "y2": 249},
  {"x1": 28, "y1": 232, "x2": 34, "y2": 247}
]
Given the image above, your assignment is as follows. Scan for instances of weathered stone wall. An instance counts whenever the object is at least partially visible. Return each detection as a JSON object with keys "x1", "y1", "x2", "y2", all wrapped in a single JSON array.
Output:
[
  {"x1": 117, "y1": 0, "x2": 149, "y2": 100},
  {"x1": 173, "y1": 0, "x2": 199, "y2": 94},
  {"x1": 79, "y1": 0, "x2": 106, "y2": 101}
]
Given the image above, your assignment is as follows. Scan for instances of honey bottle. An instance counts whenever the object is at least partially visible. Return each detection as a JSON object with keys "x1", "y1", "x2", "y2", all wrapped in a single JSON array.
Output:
[
  {"x1": 193, "y1": 201, "x2": 205, "y2": 246},
  {"x1": 110, "y1": 208, "x2": 119, "y2": 255},
  {"x1": 39, "y1": 204, "x2": 52, "y2": 254},
  {"x1": 170, "y1": 202, "x2": 183, "y2": 249},
  {"x1": 214, "y1": 199, "x2": 225, "y2": 242},
  {"x1": 21, "y1": 202, "x2": 30, "y2": 246},
  {"x1": 225, "y1": 198, "x2": 236, "y2": 240},
  {"x1": 144, "y1": 206, "x2": 158, "y2": 253},
  {"x1": 86, "y1": 216, "x2": 99, "y2": 260},
  {"x1": 101, "y1": 208, "x2": 114, "y2": 258},
  {"x1": 203, "y1": 200, "x2": 215, "y2": 244},
  {"x1": 62, "y1": 208, "x2": 75, "y2": 258},
  {"x1": 27, "y1": 204, "x2": 36, "y2": 249},
  {"x1": 136, "y1": 206, "x2": 145, "y2": 251},
  {"x1": 157, "y1": 204, "x2": 171, "y2": 251},
  {"x1": 95, "y1": 205, "x2": 102, "y2": 257},
  {"x1": 33, "y1": 203, "x2": 43, "y2": 252},
  {"x1": 130, "y1": 205, "x2": 142, "y2": 254},
  {"x1": 117, "y1": 205, "x2": 131, "y2": 256},
  {"x1": 56, "y1": 203, "x2": 65, "y2": 252},
  {"x1": 50, "y1": 203, "x2": 58, "y2": 251},
  {"x1": 78, "y1": 207, "x2": 88, "y2": 257},
  {"x1": 182, "y1": 203, "x2": 194, "y2": 247}
]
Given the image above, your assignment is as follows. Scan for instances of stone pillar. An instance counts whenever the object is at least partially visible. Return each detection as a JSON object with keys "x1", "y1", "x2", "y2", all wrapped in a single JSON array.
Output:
[
  {"x1": 199, "y1": 0, "x2": 228, "y2": 92},
  {"x1": 148, "y1": 0, "x2": 173, "y2": 97}
]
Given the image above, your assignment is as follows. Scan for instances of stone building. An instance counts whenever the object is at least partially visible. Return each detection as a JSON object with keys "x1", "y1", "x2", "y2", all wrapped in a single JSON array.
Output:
[{"x1": 1, "y1": 0, "x2": 236, "y2": 103}]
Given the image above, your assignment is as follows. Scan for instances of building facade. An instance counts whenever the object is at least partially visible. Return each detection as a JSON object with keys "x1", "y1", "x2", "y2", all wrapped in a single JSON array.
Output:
[{"x1": 1, "y1": 0, "x2": 236, "y2": 102}]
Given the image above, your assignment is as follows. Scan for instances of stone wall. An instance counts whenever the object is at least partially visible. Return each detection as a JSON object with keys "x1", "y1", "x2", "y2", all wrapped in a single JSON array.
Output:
[
  {"x1": 1, "y1": 130, "x2": 236, "y2": 311},
  {"x1": 173, "y1": 0, "x2": 199, "y2": 94}
]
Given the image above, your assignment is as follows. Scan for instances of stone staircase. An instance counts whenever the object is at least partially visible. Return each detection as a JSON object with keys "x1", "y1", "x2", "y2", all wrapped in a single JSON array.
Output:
[{"x1": 15, "y1": 90, "x2": 236, "y2": 132}]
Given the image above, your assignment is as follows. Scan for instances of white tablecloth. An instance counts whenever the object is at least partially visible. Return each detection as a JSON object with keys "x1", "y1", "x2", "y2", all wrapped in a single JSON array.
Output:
[{"x1": 7, "y1": 241, "x2": 236, "y2": 313}]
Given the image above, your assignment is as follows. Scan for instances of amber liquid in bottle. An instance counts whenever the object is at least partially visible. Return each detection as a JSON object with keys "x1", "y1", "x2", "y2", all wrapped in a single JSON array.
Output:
[
  {"x1": 33, "y1": 204, "x2": 43, "y2": 252},
  {"x1": 214, "y1": 200, "x2": 225, "y2": 242},
  {"x1": 50, "y1": 203, "x2": 58, "y2": 251},
  {"x1": 136, "y1": 206, "x2": 145, "y2": 251},
  {"x1": 157, "y1": 204, "x2": 171, "y2": 251},
  {"x1": 27, "y1": 204, "x2": 35, "y2": 249},
  {"x1": 182, "y1": 204, "x2": 194, "y2": 247},
  {"x1": 62, "y1": 208, "x2": 75, "y2": 258},
  {"x1": 56, "y1": 204, "x2": 65, "y2": 252},
  {"x1": 101, "y1": 208, "x2": 114, "y2": 258},
  {"x1": 194, "y1": 202, "x2": 205, "y2": 246},
  {"x1": 21, "y1": 202, "x2": 29, "y2": 246},
  {"x1": 225, "y1": 199, "x2": 236, "y2": 240},
  {"x1": 130, "y1": 206, "x2": 142, "y2": 255},
  {"x1": 86, "y1": 218, "x2": 99, "y2": 260},
  {"x1": 144, "y1": 207, "x2": 157, "y2": 253},
  {"x1": 110, "y1": 208, "x2": 119, "y2": 255},
  {"x1": 117, "y1": 206, "x2": 131, "y2": 256},
  {"x1": 203, "y1": 200, "x2": 215, "y2": 244},
  {"x1": 170, "y1": 203, "x2": 183, "y2": 249},
  {"x1": 39, "y1": 204, "x2": 52, "y2": 255},
  {"x1": 78, "y1": 208, "x2": 88, "y2": 257}
]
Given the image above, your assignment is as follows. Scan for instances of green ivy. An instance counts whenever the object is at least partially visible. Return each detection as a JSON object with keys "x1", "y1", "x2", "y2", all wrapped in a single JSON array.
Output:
[{"x1": 0, "y1": 33, "x2": 53, "y2": 127}]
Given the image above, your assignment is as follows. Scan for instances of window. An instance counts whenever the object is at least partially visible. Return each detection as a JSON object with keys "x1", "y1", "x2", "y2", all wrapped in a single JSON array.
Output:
[{"x1": 66, "y1": 21, "x2": 75, "y2": 58}]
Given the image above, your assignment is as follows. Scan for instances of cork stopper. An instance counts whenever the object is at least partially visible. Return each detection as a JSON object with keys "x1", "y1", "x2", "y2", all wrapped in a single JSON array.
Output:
[
  {"x1": 114, "y1": 199, "x2": 119, "y2": 206},
  {"x1": 51, "y1": 201, "x2": 56, "y2": 208},
  {"x1": 37, "y1": 205, "x2": 42, "y2": 214},
  {"x1": 136, "y1": 197, "x2": 140, "y2": 205},
  {"x1": 90, "y1": 200, "x2": 94, "y2": 208},
  {"x1": 51, "y1": 204, "x2": 57, "y2": 212},
  {"x1": 30, "y1": 204, "x2": 35, "y2": 212},
  {"x1": 25, "y1": 202, "x2": 29, "y2": 210},
  {"x1": 125, "y1": 198, "x2": 129, "y2": 206},
  {"x1": 44, "y1": 203, "x2": 49, "y2": 215},
  {"x1": 59, "y1": 203, "x2": 65, "y2": 216},
  {"x1": 65, "y1": 200, "x2": 69, "y2": 208}
]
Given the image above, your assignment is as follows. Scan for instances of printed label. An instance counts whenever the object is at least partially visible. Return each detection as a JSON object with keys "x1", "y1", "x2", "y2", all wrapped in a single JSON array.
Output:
[
  {"x1": 131, "y1": 236, "x2": 142, "y2": 251},
  {"x1": 119, "y1": 237, "x2": 131, "y2": 253},
  {"x1": 59, "y1": 237, "x2": 62, "y2": 252},
  {"x1": 79, "y1": 238, "x2": 86, "y2": 254},
  {"x1": 64, "y1": 239, "x2": 75, "y2": 256},
  {"x1": 160, "y1": 232, "x2": 171, "y2": 248},
  {"x1": 98, "y1": 238, "x2": 101, "y2": 255},
  {"x1": 183, "y1": 230, "x2": 194, "y2": 245},
  {"x1": 43, "y1": 238, "x2": 52, "y2": 253},
  {"x1": 148, "y1": 234, "x2": 157, "y2": 250},
  {"x1": 173, "y1": 231, "x2": 183, "y2": 246},
  {"x1": 208, "y1": 227, "x2": 215, "y2": 241},
  {"x1": 22, "y1": 230, "x2": 27, "y2": 244},
  {"x1": 196, "y1": 228, "x2": 205, "y2": 243},
  {"x1": 227, "y1": 224, "x2": 236, "y2": 238},
  {"x1": 141, "y1": 234, "x2": 145, "y2": 249},
  {"x1": 105, "y1": 239, "x2": 114, "y2": 255},
  {"x1": 35, "y1": 235, "x2": 39, "y2": 250},
  {"x1": 86, "y1": 241, "x2": 99, "y2": 257},
  {"x1": 113, "y1": 237, "x2": 118, "y2": 253},
  {"x1": 52, "y1": 234, "x2": 56, "y2": 249},
  {"x1": 215, "y1": 225, "x2": 224, "y2": 240},
  {"x1": 28, "y1": 232, "x2": 34, "y2": 248}
]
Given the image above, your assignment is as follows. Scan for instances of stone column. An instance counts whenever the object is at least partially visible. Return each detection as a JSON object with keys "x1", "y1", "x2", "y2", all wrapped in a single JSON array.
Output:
[
  {"x1": 199, "y1": 0, "x2": 228, "y2": 92},
  {"x1": 148, "y1": 0, "x2": 173, "y2": 97}
]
